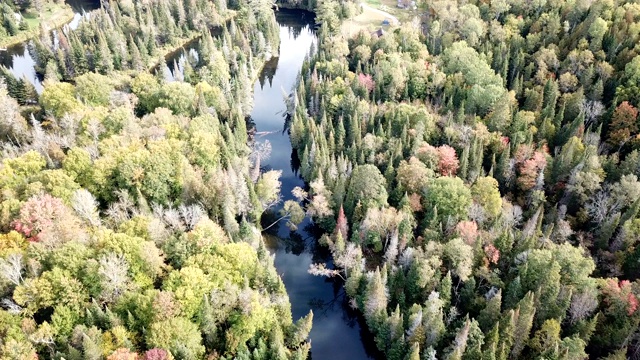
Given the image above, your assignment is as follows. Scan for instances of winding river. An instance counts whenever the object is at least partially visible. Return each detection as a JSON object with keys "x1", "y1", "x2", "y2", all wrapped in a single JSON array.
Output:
[
  {"x1": 251, "y1": 10, "x2": 382, "y2": 360},
  {"x1": 3, "y1": 3, "x2": 381, "y2": 359}
]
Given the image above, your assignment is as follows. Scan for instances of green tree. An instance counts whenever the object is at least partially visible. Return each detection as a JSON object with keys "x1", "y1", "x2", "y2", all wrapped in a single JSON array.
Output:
[
  {"x1": 471, "y1": 177, "x2": 502, "y2": 221},
  {"x1": 345, "y1": 164, "x2": 388, "y2": 220},
  {"x1": 423, "y1": 176, "x2": 472, "y2": 224},
  {"x1": 146, "y1": 317, "x2": 205, "y2": 359}
]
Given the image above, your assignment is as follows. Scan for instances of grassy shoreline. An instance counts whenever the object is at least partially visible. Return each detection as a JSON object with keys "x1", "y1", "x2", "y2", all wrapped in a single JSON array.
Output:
[{"x1": 0, "y1": 4, "x2": 75, "y2": 48}]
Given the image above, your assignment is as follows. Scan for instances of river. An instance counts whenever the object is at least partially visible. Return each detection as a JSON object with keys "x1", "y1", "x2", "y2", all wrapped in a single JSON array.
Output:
[
  {"x1": 3, "y1": 3, "x2": 381, "y2": 359},
  {"x1": 250, "y1": 9, "x2": 382, "y2": 360},
  {"x1": 158, "y1": 10, "x2": 384, "y2": 358}
]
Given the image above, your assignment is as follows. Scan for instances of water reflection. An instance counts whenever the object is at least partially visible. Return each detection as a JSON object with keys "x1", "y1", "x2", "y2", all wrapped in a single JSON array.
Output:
[
  {"x1": 253, "y1": 9, "x2": 383, "y2": 360},
  {"x1": 0, "y1": 43, "x2": 43, "y2": 92}
]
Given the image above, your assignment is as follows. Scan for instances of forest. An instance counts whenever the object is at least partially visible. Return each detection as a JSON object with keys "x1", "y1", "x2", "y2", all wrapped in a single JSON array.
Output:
[
  {"x1": 292, "y1": 0, "x2": 640, "y2": 359},
  {"x1": 0, "y1": 0, "x2": 314, "y2": 359},
  {"x1": 1, "y1": 0, "x2": 640, "y2": 358}
]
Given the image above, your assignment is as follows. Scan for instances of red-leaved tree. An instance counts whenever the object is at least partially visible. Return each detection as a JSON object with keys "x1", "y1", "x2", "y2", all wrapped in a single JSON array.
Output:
[
  {"x1": 358, "y1": 73, "x2": 375, "y2": 93},
  {"x1": 437, "y1": 145, "x2": 459, "y2": 176},
  {"x1": 335, "y1": 205, "x2": 349, "y2": 241},
  {"x1": 144, "y1": 349, "x2": 171, "y2": 360},
  {"x1": 11, "y1": 193, "x2": 84, "y2": 246},
  {"x1": 455, "y1": 220, "x2": 478, "y2": 245},
  {"x1": 517, "y1": 151, "x2": 547, "y2": 191},
  {"x1": 607, "y1": 101, "x2": 639, "y2": 146}
]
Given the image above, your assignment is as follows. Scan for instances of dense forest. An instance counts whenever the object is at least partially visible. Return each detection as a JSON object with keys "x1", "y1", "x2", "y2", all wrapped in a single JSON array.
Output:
[
  {"x1": 0, "y1": 0, "x2": 314, "y2": 359},
  {"x1": 292, "y1": 0, "x2": 640, "y2": 359}
]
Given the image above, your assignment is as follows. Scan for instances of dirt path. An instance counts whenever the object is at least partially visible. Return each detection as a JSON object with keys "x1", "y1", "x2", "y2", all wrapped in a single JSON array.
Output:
[{"x1": 360, "y1": 2, "x2": 400, "y2": 25}]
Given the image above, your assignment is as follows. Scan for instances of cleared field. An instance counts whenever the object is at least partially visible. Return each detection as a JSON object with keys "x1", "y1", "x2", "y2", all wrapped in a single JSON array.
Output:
[
  {"x1": 341, "y1": 4, "x2": 394, "y2": 38},
  {"x1": 365, "y1": 0, "x2": 417, "y2": 26}
]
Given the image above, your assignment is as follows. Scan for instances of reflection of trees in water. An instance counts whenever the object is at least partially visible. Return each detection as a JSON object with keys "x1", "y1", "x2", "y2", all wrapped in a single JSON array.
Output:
[
  {"x1": 286, "y1": 25, "x2": 312, "y2": 40},
  {"x1": 276, "y1": 9, "x2": 316, "y2": 40},
  {"x1": 65, "y1": 0, "x2": 100, "y2": 12},
  {"x1": 261, "y1": 212, "x2": 330, "y2": 256},
  {"x1": 307, "y1": 287, "x2": 386, "y2": 360},
  {"x1": 290, "y1": 147, "x2": 301, "y2": 176},
  {"x1": 0, "y1": 49, "x2": 16, "y2": 69},
  {"x1": 258, "y1": 55, "x2": 279, "y2": 89}
]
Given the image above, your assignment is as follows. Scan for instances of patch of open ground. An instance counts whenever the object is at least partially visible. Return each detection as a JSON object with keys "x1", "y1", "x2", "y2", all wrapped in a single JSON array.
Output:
[
  {"x1": 341, "y1": 2, "x2": 420, "y2": 38},
  {"x1": 342, "y1": 7, "x2": 390, "y2": 37},
  {"x1": 0, "y1": 3, "x2": 75, "y2": 48},
  {"x1": 364, "y1": 0, "x2": 418, "y2": 26}
]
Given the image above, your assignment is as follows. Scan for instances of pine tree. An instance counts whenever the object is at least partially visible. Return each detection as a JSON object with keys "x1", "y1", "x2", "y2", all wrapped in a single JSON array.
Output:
[
  {"x1": 495, "y1": 145, "x2": 511, "y2": 190},
  {"x1": 405, "y1": 342, "x2": 420, "y2": 360},
  {"x1": 439, "y1": 271, "x2": 453, "y2": 309},
  {"x1": 510, "y1": 292, "x2": 535, "y2": 359},
  {"x1": 364, "y1": 268, "x2": 388, "y2": 328},
  {"x1": 497, "y1": 310, "x2": 515, "y2": 360},
  {"x1": 478, "y1": 290, "x2": 502, "y2": 332},
  {"x1": 70, "y1": 35, "x2": 89, "y2": 76},
  {"x1": 95, "y1": 31, "x2": 114, "y2": 74},
  {"x1": 482, "y1": 323, "x2": 499, "y2": 360},
  {"x1": 129, "y1": 36, "x2": 144, "y2": 71},
  {"x1": 289, "y1": 311, "x2": 313, "y2": 346}
]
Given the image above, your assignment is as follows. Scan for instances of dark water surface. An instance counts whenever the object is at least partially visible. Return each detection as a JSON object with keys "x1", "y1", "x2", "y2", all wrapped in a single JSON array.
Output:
[{"x1": 252, "y1": 10, "x2": 382, "y2": 360}]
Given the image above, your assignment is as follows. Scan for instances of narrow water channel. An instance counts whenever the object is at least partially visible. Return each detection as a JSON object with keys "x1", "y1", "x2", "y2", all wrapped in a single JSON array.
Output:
[{"x1": 251, "y1": 10, "x2": 382, "y2": 360}]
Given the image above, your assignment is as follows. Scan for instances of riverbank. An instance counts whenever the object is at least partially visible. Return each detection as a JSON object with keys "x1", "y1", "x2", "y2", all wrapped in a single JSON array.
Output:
[
  {"x1": 252, "y1": 10, "x2": 384, "y2": 359},
  {"x1": 0, "y1": 3, "x2": 75, "y2": 48},
  {"x1": 274, "y1": 2, "x2": 315, "y2": 12},
  {"x1": 147, "y1": 10, "x2": 237, "y2": 71}
]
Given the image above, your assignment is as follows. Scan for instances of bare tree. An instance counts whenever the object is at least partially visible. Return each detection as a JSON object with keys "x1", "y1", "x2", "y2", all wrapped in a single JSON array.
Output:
[
  {"x1": 0, "y1": 298, "x2": 23, "y2": 314},
  {"x1": 384, "y1": 230, "x2": 399, "y2": 264},
  {"x1": 583, "y1": 99, "x2": 604, "y2": 128},
  {"x1": 333, "y1": 243, "x2": 361, "y2": 278},
  {"x1": 569, "y1": 288, "x2": 598, "y2": 324},
  {"x1": 28, "y1": 322, "x2": 55, "y2": 352},
  {"x1": 179, "y1": 204, "x2": 205, "y2": 230},
  {"x1": 105, "y1": 190, "x2": 136, "y2": 225},
  {"x1": 308, "y1": 263, "x2": 345, "y2": 280},
  {"x1": 249, "y1": 140, "x2": 272, "y2": 182},
  {"x1": 72, "y1": 189, "x2": 101, "y2": 226},
  {"x1": 468, "y1": 202, "x2": 486, "y2": 226},
  {"x1": 398, "y1": 247, "x2": 415, "y2": 267},
  {"x1": 501, "y1": 202, "x2": 523, "y2": 228},
  {"x1": 86, "y1": 118, "x2": 105, "y2": 144},
  {"x1": 98, "y1": 253, "x2": 130, "y2": 302},
  {"x1": 161, "y1": 206, "x2": 185, "y2": 232},
  {"x1": 0, "y1": 253, "x2": 24, "y2": 286},
  {"x1": 585, "y1": 188, "x2": 620, "y2": 224},
  {"x1": 148, "y1": 218, "x2": 171, "y2": 246},
  {"x1": 0, "y1": 88, "x2": 29, "y2": 143}
]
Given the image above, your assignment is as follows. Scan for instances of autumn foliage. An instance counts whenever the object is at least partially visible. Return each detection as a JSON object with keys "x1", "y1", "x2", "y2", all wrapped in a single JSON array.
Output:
[
  {"x1": 455, "y1": 220, "x2": 478, "y2": 245},
  {"x1": 601, "y1": 279, "x2": 639, "y2": 316},
  {"x1": 607, "y1": 101, "x2": 639, "y2": 146},
  {"x1": 11, "y1": 193, "x2": 83, "y2": 245},
  {"x1": 436, "y1": 145, "x2": 459, "y2": 176},
  {"x1": 516, "y1": 149, "x2": 547, "y2": 191}
]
